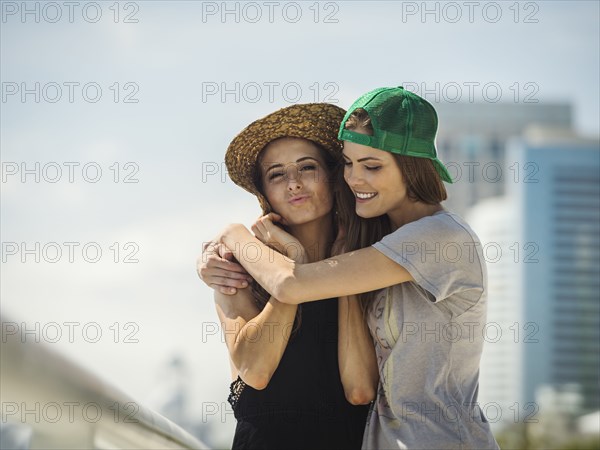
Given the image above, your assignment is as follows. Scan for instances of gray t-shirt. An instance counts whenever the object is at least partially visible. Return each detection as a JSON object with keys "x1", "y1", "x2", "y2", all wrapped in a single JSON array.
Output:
[{"x1": 363, "y1": 210, "x2": 499, "y2": 450}]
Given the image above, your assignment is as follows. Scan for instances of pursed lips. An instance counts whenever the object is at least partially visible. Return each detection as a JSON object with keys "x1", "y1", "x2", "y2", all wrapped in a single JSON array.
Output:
[{"x1": 288, "y1": 194, "x2": 310, "y2": 205}]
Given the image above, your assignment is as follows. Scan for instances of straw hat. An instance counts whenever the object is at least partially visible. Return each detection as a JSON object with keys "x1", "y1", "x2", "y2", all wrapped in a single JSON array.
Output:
[{"x1": 225, "y1": 103, "x2": 346, "y2": 212}]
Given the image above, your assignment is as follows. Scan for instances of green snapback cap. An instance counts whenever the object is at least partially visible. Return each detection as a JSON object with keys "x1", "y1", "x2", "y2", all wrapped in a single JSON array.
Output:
[{"x1": 338, "y1": 86, "x2": 453, "y2": 183}]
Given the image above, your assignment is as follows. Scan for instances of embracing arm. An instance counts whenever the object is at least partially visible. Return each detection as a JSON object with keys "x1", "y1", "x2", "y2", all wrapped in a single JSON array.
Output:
[
  {"x1": 215, "y1": 287, "x2": 297, "y2": 390},
  {"x1": 338, "y1": 295, "x2": 378, "y2": 405},
  {"x1": 220, "y1": 223, "x2": 414, "y2": 304}
]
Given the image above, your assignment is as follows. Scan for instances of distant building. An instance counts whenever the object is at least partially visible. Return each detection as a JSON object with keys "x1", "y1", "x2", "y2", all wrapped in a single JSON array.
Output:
[
  {"x1": 435, "y1": 102, "x2": 573, "y2": 215},
  {"x1": 467, "y1": 127, "x2": 599, "y2": 431}
]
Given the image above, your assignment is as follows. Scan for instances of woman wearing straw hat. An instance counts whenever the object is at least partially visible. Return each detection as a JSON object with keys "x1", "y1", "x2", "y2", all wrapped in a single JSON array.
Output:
[
  {"x1": 197, "y1": 103, "x2": 375, "y2": 449},
  {"x1": 206, "y1": 88, "x2": 500, "y2": 449}
]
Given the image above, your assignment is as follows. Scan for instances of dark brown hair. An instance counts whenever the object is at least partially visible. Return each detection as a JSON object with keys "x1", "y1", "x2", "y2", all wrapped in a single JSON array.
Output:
[{"x1": 339, "y1": 109, "x2": 447, "y2": 313}]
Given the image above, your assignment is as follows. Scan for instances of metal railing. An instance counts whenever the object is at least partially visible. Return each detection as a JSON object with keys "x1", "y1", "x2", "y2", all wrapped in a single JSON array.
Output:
[{"x1": 1, "y1": 315, "x2": 209, "y2": 449}]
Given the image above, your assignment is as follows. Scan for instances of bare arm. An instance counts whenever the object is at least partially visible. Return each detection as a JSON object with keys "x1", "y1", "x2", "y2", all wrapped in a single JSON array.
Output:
[
  {"x1": 338, "y1": 295, "x2": 378, "y2": 405},
  {"x1": 220, "y1": 223, "x2": 414, "y2": 304},
  {"x1": 215, "y1": 286, "x2": 297, "y2": 390},
  {"x1": 201, "y1": 217, "x2": 307, "y2": 389}
]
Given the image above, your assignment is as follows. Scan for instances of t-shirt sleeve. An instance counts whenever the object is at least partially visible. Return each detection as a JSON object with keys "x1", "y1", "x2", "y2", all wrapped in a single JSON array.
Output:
[{"x1": 372, "y1": 213, "x2": 485, "y2": 303}]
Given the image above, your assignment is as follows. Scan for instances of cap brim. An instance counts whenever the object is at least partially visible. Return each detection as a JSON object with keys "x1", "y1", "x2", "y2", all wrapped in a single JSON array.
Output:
[{"x1": 432, "y1": 158, "x2": 453, "y2": 184}]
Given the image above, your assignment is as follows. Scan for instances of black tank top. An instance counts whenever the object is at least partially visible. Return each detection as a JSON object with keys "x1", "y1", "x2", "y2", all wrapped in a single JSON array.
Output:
[{"x1": 228, "y1": 298, "x2": 369, "y2": 449}]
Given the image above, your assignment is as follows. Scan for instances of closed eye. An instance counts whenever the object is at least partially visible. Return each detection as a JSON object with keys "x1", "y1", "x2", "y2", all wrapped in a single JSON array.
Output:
[
  {"x1": 299, "y1": 164, "x2": 317, "y2": 171},
  {"x1": 268, "y1": 172, "x2": 284, "y2": 180},
  {"x1": 365, "y1": 166, "x2": 381, "y2": 171}
]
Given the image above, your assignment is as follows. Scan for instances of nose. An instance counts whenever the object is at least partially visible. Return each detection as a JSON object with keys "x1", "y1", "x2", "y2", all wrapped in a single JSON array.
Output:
[
  {"x1": 286, "y1": 166, "x2": 302, "y2": 191},
  {"x1": 344, "y1": 165, "x2": 362, "y2": 187}
]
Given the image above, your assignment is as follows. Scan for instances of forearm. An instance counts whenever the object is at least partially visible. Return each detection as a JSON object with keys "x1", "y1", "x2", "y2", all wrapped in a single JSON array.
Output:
[
  {"x1": 338, "y1": 296, "x2": 378, "y2": 404},
  {"x1": 221, "y1": 224, "x2": 298, "y2": 301},
  {"x1": 220, "y1": 224, "x2": 414, "y2": 304},
  {"x1": 218, "y1": 292, "x2": 297, "y2": 390}
]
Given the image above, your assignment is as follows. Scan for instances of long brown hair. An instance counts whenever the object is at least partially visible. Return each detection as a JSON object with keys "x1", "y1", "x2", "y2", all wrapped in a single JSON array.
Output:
[
  {"x1": 337, "y1": 108, "x2": 447, "y2": 313},
  {"x1": 250, "y1": 138, "x2": 342, "y2": 334}
]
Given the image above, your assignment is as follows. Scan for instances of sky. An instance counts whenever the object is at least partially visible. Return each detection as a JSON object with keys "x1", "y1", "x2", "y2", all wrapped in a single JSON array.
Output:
[{"x1": 1, "y1": 1, "x2": 599, "y2": 447}]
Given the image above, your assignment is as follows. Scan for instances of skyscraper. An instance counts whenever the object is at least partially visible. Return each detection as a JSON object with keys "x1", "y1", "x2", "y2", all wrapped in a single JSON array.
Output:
[
  {"x1": 468, "y1": 127, "x2": 599, "y2": 432},
  {"x1": 435, "y1": 102, "x2": 573, "y2": 216}
]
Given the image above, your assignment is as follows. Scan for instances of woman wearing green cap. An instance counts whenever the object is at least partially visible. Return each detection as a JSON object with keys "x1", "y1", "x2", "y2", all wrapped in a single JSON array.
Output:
[
  {"x1": 206, "y1": 88, "x2": 500, "y2": 449},
  {"x1": 197, "y1": 103, "x2": 375, "y2": 449}
]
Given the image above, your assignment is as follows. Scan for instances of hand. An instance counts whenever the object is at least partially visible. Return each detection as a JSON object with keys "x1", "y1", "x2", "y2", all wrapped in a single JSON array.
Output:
[
  {"x1": 196, "y1": 240, "x2": 253, "y2": 295},
  {"x1": 251, "y1": 213, "x2": 307, "y2": 263}
]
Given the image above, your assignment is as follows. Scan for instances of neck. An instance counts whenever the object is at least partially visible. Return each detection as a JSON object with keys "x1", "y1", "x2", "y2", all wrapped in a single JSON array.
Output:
[
  {"x1": 388, "y1": 202, "x2": 443, "y2": 230},
  {"x1": 288, "y1": 215, "x2": 334, "y2": 263}
]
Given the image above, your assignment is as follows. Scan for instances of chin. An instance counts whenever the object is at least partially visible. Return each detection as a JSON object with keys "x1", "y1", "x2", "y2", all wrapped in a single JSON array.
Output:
[
  {"x1": 281, "y1": 213, "x2": 311, "y2": 226},
  {"x1": 355, "y1": 207, "x2": 377, "y2": 219},
  {"x1": 288, "y1": 210, "x2": 331, "y2": 226}
]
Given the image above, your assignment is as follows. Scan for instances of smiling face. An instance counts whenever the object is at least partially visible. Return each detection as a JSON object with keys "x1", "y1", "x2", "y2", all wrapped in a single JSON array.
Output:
[
  {"x1": 342, "y1": 137, "x2": 409, "y2": 220},
  {"x1": 258, "y1": 137, "x2": 334, "y2": 227}
]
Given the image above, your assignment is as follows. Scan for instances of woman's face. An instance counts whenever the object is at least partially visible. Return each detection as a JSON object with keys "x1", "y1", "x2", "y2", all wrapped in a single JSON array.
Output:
[
  {"x1": 259, "y1": 137, "x2": 334, "y2": 227},
  {"x1": 342, "y1": 138, "x2": 409, "y2": 220}
]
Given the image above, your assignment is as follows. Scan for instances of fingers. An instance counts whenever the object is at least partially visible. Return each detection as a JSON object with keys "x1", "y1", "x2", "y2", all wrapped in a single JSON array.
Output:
[
  {"x1": 259, "y1": 212, "x2": 289, "y2": 226},
  {"x1": 197, "y1": 238, "x2": 253, "y2": 293},
  {"x1": 252, "y1": 216, "x2": 274, "y2": 246},
  {"x1": 206, "y1": 256, "x2": 249, "y2": 275},
  {"x1": 220, "y1": 248, "x2": 235, "y2": 261},
  {"x1": 220, "y1": 286, "x2": 237, "y2": 295},
  {"x1": 202, "y1": 241, "x2": 219, "y2": 259},
  {"x1": 201, "y1": 241, "x2": 237, "y2": 269},
  {"x1": 276, "y1": 214, "x2": 289, "y2": 226},
  {"x1": 209, "y1": 266, "x2": 251, "y2": 281},
  {"x1": 267, "y1": 212, "x2": 289, "y2": 226},
  {"x1": 198, "y1": 253, "x2": 252, "y2": 285},
  {"x1": 218, "y1": 257, "x2": 249, "y2": 275},
  {"x1": 252, "y1": 221, "x2": 269, "y2": 243},
  {"x1": 211, "y1": 275, "x2": 250, "y2": 289},
  {"x1": 205, "y1": 272, "x2": 252, "y2": 294},
  {"x1": 211, "y1": 284, "x2": 238, "y2": 296},
  {"x1": 215, "y1": 242, "x2": 235, "y2": 261},
  {"x1": 250, "y1": 223, "x2": 261, "y2": 242},
  {"x1": 260, "y1": 217, "x2": 291, "y2": 244},
  {"x1": 264, "y1": 212, "x2": 281, "y2": 222},
  {"x1": 209, "y1": 245, "x2": 249, "y2": 274},
  {"x1": 251, "y1": 214, "x2": 300, "y2": 259},
  {"x1": 202, "y1": 241, "x2": 215, "y2": 253},
  {"x1": 256, "y1": 215, "x2": 278, "y2": 238},
  {"x1": 261, "y1": 214, "x2": 286, "y2": 232}
]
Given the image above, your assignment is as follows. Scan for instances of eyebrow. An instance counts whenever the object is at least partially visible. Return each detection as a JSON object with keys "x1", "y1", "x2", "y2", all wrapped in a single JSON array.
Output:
[
  {"x1": 265, "y1": 157, "x2": 320, "y2": 172},
  {"x1": 342, "y1": 155, "x2": 383, "y2": 163}
]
